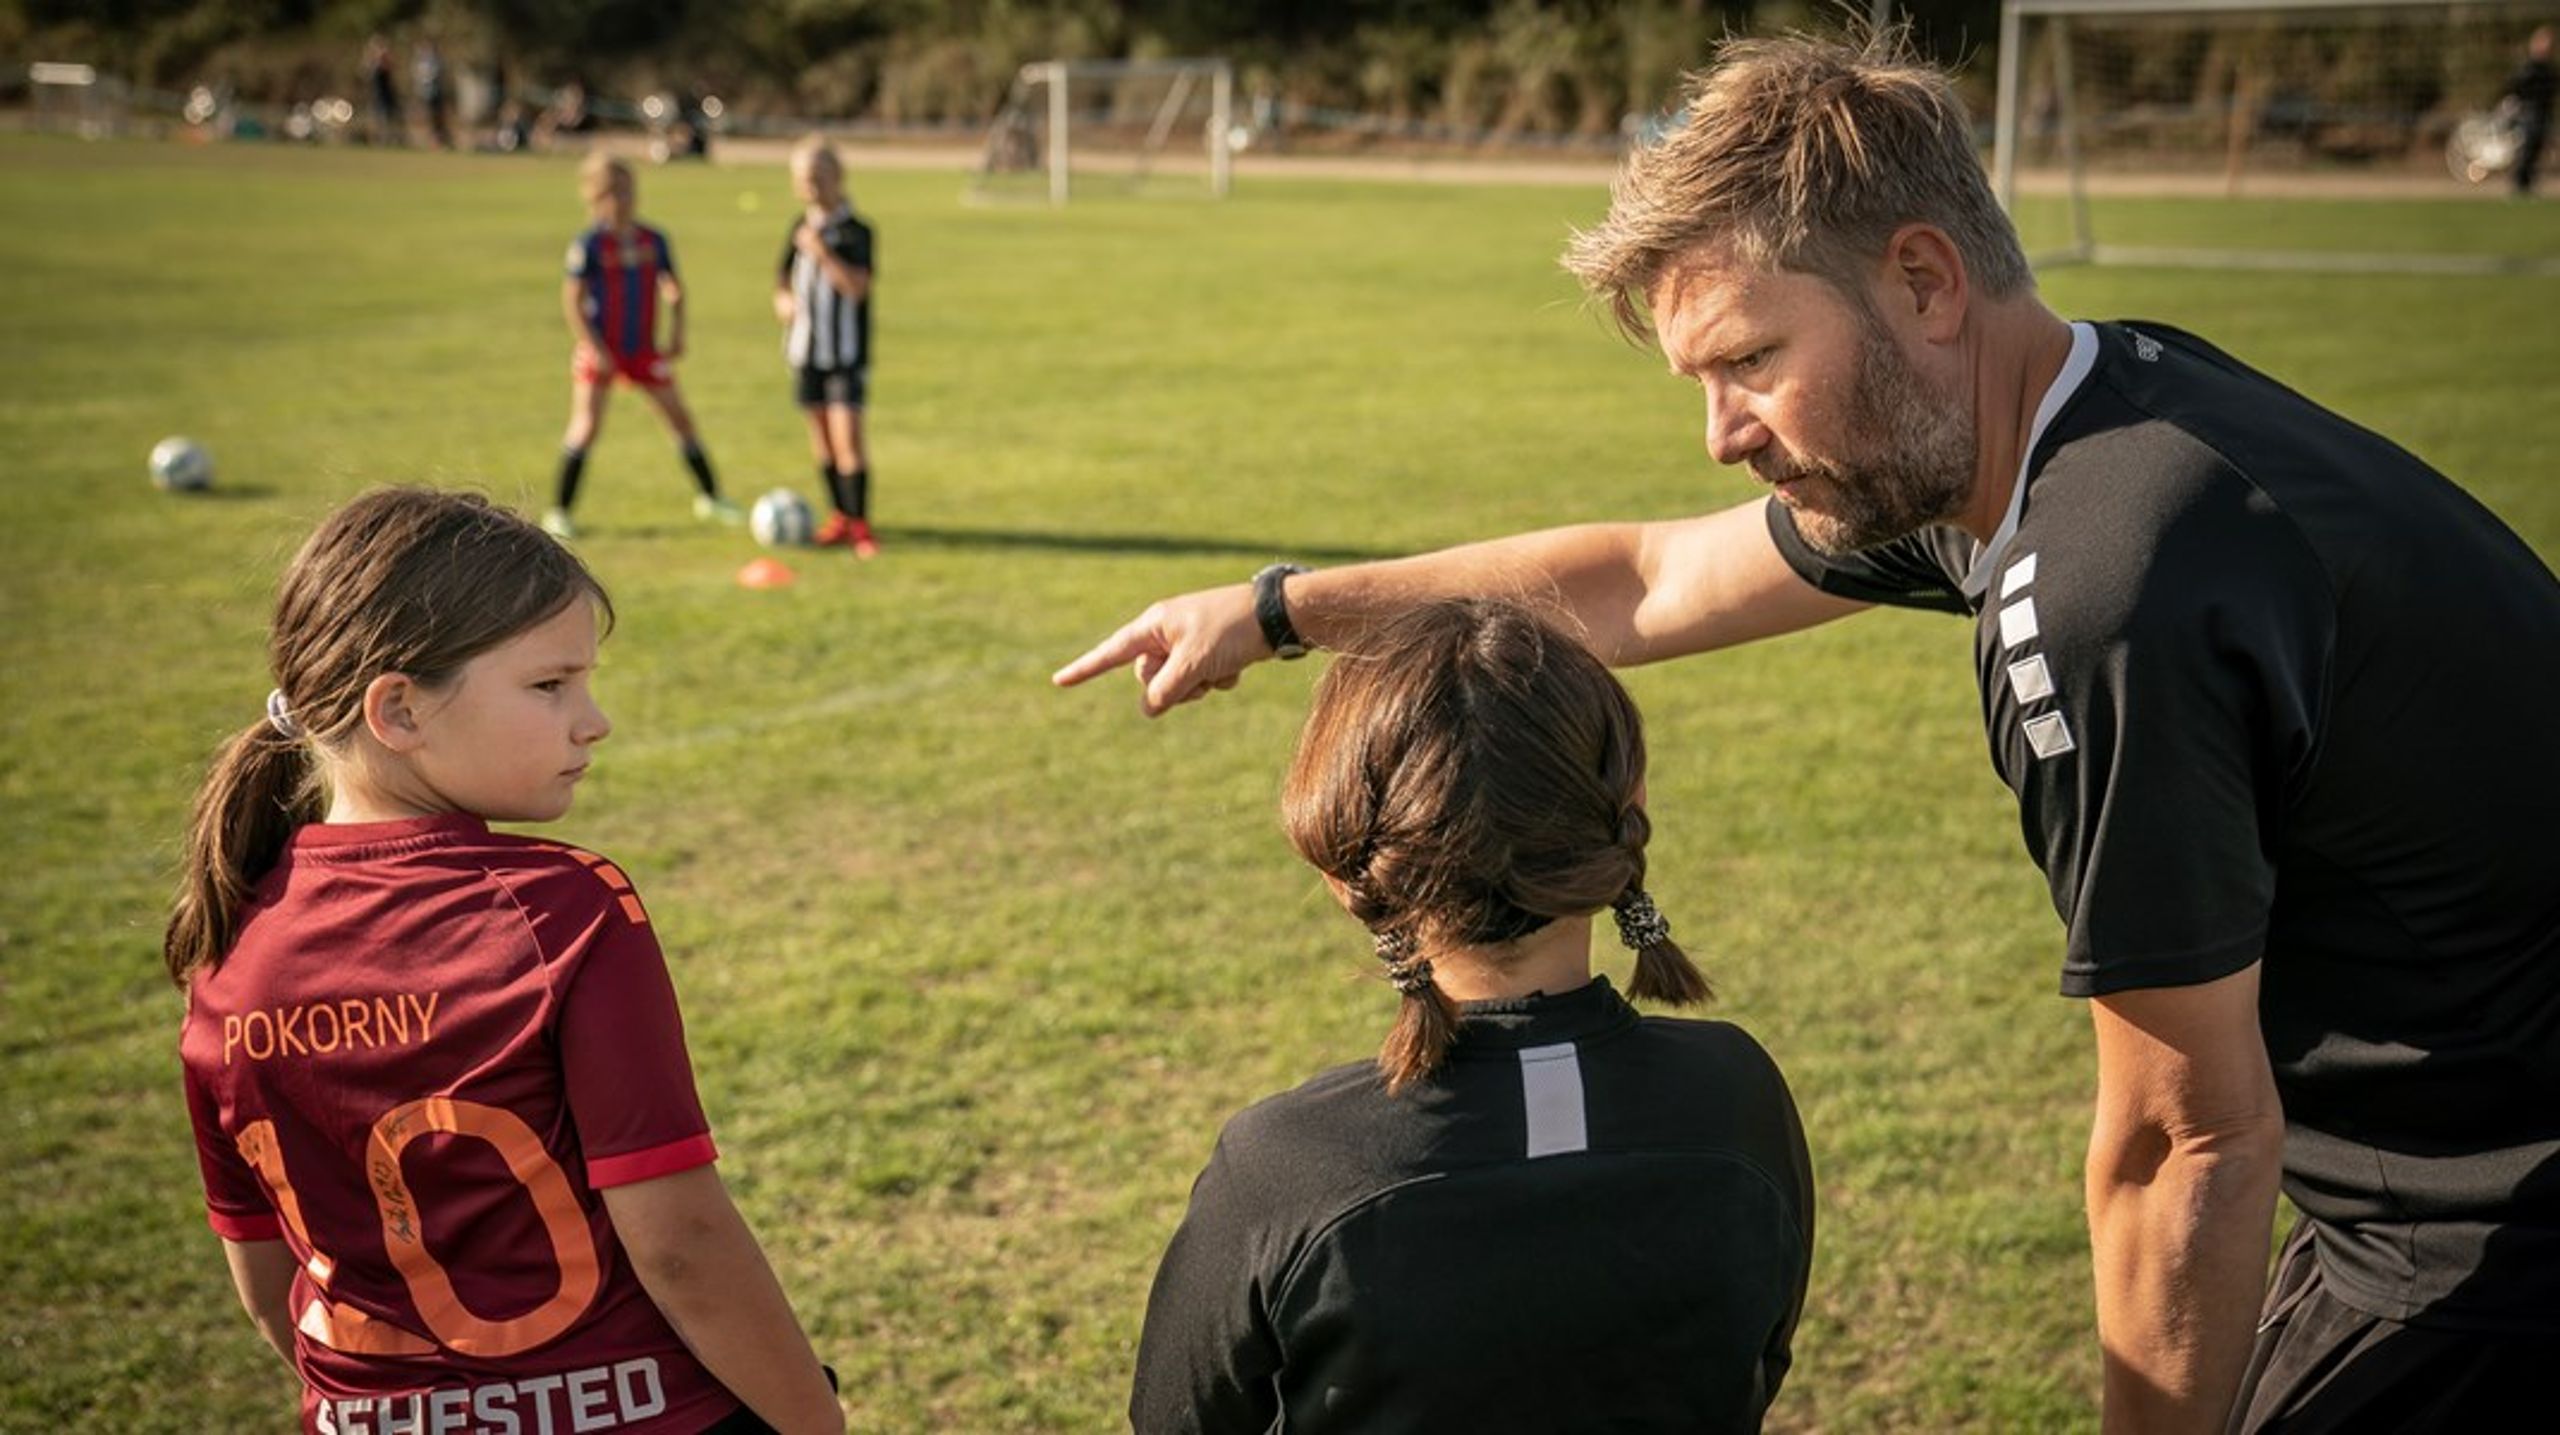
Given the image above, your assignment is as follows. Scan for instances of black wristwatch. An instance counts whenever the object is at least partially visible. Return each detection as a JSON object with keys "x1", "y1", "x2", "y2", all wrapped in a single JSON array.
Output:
[{"x1": 1252, "y1": 563, "x2": 1310, "y2": 660}]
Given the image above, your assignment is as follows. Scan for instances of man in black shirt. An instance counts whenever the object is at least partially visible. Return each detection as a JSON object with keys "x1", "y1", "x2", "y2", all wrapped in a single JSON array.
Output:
[{"x1": 1058, "y1": 31, "x2": 2560, "y2": 1432}]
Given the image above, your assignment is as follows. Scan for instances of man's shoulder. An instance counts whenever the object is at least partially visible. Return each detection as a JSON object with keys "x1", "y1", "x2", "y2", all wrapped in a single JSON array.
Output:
[
  {"x1": 2073, "y1": 319, "x2": 2379, "y2": 473},
  {"x1": 2076, "y1": 320, "x2": 2290, "y2": 429},
  {"x1": 2033, "y1": 321, "x2": 2327, "y2": 550},
  {"x1": 2020, "y1": 409, "x2": 2323, "y2": 651}
]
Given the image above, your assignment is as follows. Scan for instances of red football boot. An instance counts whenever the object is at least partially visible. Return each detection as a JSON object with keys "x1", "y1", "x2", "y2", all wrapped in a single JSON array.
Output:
[
  {"x1": 813, "y1": 512, "x2": 856, "y2": 548},
  {"x1": 851, "y1": 518, "x2": 880, "y2": 559}
]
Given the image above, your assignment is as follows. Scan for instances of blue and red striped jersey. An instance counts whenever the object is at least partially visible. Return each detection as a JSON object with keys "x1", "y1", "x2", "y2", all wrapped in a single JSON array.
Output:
[{"x1": 565, "y1": 224, "x2": 675, "y2": 360}]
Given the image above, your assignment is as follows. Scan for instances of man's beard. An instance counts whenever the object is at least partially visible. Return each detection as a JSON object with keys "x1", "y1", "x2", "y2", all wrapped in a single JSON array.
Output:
[{"x1": 1756, "y1": 316, "x2": 1977, "y2": 556}]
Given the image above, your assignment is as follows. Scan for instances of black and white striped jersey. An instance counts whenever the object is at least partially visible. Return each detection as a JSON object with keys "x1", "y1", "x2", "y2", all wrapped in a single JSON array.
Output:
[
  {"x1": 1769, "y1": 319, "x2": 2560, "y2": 1333},
  {"x1": 777, "y1": 206, "x2": 874, "y2": 372},
  {"x1": 1132, "y1": 977, "x2": 1814, "y2": 1433}
]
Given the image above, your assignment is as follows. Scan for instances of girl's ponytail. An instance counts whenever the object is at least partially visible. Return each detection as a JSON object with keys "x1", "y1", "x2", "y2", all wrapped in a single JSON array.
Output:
[
  {"x1": 166, "y1": 720, "x2": 319, "y2": 985},
  {"x1": 1372, "y1": 923, "x2": 1463, "y2": 1094},
  {"x1": 1611, "y1": 805, "x2": 1711, "y2": 1007},
  {"x1": 1615, "y1": 886, "x2": 1710, "y2": 1007}
]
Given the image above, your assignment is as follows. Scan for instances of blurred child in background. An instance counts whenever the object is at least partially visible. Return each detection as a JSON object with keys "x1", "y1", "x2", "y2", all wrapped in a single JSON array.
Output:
[
  {"x1": 773, "y1": 135, "x2": 879, "y2": 556},
  {"x1": 549, "y1": 154, "x2": 742, "y2": 540}
]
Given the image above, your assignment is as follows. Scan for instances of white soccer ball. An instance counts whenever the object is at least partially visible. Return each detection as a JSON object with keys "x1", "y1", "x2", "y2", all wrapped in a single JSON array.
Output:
[
  {"x1": 750, "y1": 488, "x2": 815, "y2": 547},
  {"x1": 150, "y1": 437, "x2": 213, "y2": 492}
]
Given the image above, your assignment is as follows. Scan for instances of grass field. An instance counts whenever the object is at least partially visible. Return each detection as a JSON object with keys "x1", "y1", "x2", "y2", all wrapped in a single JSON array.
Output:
[{"x1": 1, "y1": 133, "x2": 2553, "y2": 1432}]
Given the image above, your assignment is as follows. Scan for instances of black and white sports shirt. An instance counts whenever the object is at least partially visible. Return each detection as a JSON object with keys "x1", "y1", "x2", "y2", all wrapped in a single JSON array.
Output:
[
  {"x1": 1770, "y1": 320, "x2": 2560, "y2": 1332},
  {"x1": 1131, "y1": 978, "x2": 1813, "y2": 1433},
  {"x1": 778, "y1": 205, "x2": 873, "y2": 372}
]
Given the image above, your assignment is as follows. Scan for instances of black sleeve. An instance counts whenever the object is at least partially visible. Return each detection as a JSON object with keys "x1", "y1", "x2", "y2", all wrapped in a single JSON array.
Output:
[
  {"x1": 776, "y1": 221, "x2": 799, "y2": 284},
  {"x1": 1129, "y1": 1135, "x2": 1285, "y2": 1434},
  {"x1": 834, "y1": 219, "x2": 873, "y2": 273},
  {"x1": 1763, "y1": 498, "x2": 1972, "y2": 615},
  {"x1": 2004, "y1": 442, "x2": 2333, "y2": 997}
]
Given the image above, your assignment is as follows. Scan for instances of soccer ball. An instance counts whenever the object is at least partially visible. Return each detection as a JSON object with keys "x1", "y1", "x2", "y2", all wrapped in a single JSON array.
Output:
[
  {"x1": 150, "y1": 437, "x2": 213, "y2": 492},
  {"x1": 750, "y1": 488, "x2": 815, "y2": 547}
]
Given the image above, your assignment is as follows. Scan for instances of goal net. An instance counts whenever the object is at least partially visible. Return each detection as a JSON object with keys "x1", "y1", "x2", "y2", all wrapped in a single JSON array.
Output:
[
  {"x1": 26, "y1": 62, "x2": 133, "y2": 140},
  {"x1": 971, "y1": 58, "x2": 1234, "y2": 205},
  {"x1": 1992, "y1": 0, "x2": 2560, "y2": 274}
]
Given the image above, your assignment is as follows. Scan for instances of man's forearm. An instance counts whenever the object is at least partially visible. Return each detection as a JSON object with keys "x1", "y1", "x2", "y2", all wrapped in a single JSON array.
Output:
[
  {"x1": 2087, "y1": 1118, "x2": 2283, "y2": 1432},
  {"x1": 1289, "y1": 500, "x2": 1855, "y2": 666},
  {"x1": 1288, "y1": 523, "x2": 1652, "y2": 659}
]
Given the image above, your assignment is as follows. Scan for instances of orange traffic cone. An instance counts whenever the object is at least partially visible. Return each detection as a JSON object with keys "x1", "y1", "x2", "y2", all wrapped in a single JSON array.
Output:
[{"x1": 736, "y1": 556, "x2": 796, "y2": 589}]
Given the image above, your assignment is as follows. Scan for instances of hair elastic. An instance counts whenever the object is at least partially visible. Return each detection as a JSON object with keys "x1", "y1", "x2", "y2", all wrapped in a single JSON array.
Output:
[
  {"x1": 1372, "y1": 927, "x2": 1436, "y2": 996},
  {"x1": 1612, "y1": 889, "x2": 1672, "y2": 950},
  {"x1": 264, "y1": 689, "x2": 304, "y2": 740}
]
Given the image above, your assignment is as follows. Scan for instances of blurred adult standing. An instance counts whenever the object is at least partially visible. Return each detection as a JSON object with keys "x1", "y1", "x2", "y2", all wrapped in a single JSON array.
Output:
[
  {"x1": 2506, "y1": 25, "x2": 2555, "y2": 196},
  {"x1": 414, "y1": 37, "x2": 451, "y2": 149},
  {"x1": 361, "y1": 34, "x2": 400, "y2": 147}
]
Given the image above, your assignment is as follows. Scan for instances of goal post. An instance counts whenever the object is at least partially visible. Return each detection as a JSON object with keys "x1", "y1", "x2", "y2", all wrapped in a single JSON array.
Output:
[
  {"x1": 972, "y1": 58, "x2": 1234, "y2": 205},
  {"x1": 1991, "y1": 0, "x2": 2560, "y2": 275},
  {"x1": 27, "y1": 61, "x2": 132, "y2": 140}
]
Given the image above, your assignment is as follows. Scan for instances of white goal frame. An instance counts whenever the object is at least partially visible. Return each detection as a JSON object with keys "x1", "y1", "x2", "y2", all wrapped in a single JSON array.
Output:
[
  {"x1": 1992, "y1": 0, "x2": 2560, "y2": 275},
  {"x1": 971, "y1": 58, "x2": 1233, "y2": 205},
  {"x1": 27, "y1": 61, "x2": 130, "y2": 139}
]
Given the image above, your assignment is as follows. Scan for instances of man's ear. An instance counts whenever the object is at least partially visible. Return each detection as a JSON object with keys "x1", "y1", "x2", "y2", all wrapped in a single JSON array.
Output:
[
  {"x1": 361, "y1": 673, "x2": 427, "y2": 753},
  {"x1": 1880, "y1": 223, "x2": 1970, "y2": 344}
]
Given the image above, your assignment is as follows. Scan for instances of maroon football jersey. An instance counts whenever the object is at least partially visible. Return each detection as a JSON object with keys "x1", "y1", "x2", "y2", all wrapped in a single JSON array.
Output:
[{"x1": 181, "y1": 814, "x2": 742, "y2": 1434}]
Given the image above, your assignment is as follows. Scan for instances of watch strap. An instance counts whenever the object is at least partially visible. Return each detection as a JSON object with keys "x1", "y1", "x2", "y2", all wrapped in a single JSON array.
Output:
[{"x1": 1252, "y1": 563, "x2": 1309, "y2": 660}]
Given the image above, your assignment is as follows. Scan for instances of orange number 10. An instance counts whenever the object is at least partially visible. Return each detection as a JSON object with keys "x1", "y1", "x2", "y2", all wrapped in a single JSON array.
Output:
[{"x1": 238, "y1": 1098, "x2": 601, "y2": 1359}]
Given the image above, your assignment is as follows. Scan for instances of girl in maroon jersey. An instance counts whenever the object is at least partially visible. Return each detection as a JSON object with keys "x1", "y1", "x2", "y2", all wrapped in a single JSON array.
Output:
[{"x1": 168, "y1": 488, "x2": 840, "y2": 1435}]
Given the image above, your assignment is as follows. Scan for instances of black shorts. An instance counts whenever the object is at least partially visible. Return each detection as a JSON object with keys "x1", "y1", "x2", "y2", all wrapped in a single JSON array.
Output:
[
  {"x1": 795, "y1": 366, "x2": 866, "y2": 410},
  {"x1": 2230, "y1": 1222, "x2": 2560, "y2": 1433}
]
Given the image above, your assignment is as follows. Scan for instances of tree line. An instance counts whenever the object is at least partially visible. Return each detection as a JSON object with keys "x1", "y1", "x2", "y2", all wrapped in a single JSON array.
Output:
[{"x1": 3, "y1": 0, "x2": 2008, "y2": 133}]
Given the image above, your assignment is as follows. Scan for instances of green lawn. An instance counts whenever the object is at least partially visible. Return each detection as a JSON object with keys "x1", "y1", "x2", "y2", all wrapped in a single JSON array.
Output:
[{"x1": 2, "y1": 134, "x2": 2553, "y2": 1431}]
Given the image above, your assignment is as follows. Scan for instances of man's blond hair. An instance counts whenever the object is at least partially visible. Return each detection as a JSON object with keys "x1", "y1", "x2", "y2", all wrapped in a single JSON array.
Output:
[{"x1": 1563, "y1": 31, "x2": 2031, "y2": 343}]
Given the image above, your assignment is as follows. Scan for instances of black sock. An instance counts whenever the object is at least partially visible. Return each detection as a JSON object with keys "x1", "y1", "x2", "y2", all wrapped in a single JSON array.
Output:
[
  {"x1": 850, "y1": 468, "x2": 871, "y2": 522},
  {"x1": 681, "y1": 441, "x2": 718, "y2": 500},
  {"x1": 555, "y1": 447, "x2": 588, "y2": 511},
  {"x1": 819, "y1": 462, "x2": 852, "y2": 516}
]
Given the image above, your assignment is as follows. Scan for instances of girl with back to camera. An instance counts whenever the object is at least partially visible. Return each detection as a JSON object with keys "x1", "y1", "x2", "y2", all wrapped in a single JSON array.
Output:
[
  {"x1": 1131, "y1": 597, "x2": 1815, "y2": 1433},
  {"x1": 169, "y1": 488, "x2": 839, "y2": 1434}
]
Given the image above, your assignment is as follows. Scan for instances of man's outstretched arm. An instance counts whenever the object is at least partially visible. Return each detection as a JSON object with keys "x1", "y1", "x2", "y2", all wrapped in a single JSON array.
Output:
[
  {"x1": 2086, "y1": 964, "x2": 2286, "y2": 1434},
  {"x1": 1052, "y1": 496, "x2": 1865, "y2": 715}
]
